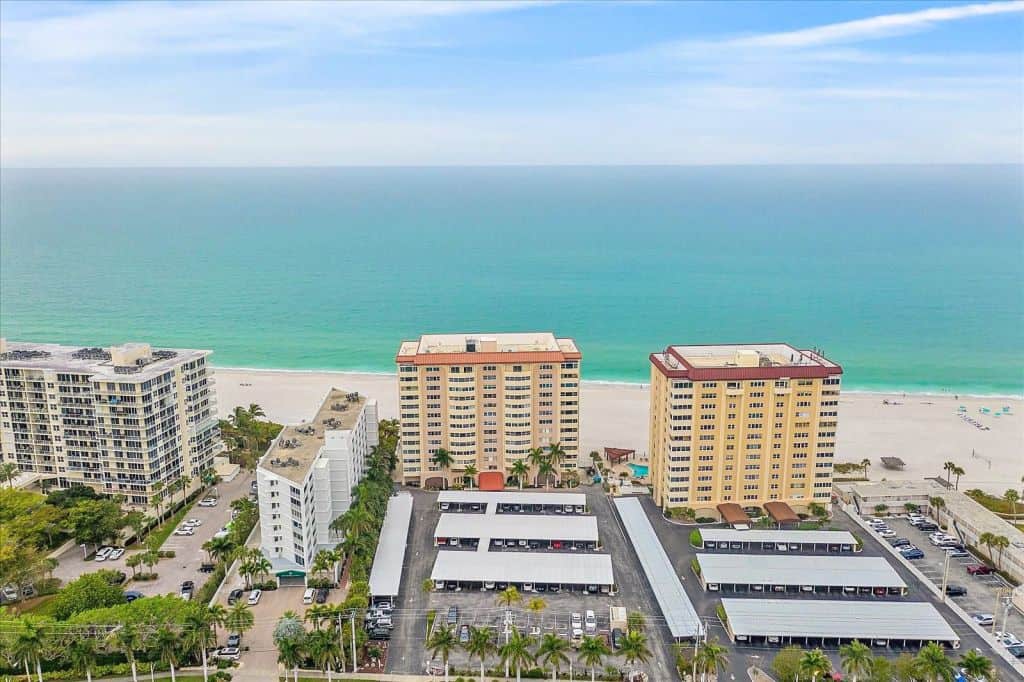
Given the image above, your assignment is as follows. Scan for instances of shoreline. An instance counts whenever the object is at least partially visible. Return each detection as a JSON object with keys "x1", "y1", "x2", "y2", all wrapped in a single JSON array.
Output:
[
  {"x1": 211, "y1": 363, "x2": 1024, "y2": 400},
  {"x1": 214, "y1": 366, "x2": 1024, "y2": 496}
]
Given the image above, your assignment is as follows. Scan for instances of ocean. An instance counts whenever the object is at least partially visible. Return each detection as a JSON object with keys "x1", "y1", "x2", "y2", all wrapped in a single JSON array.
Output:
[{"x1": 1, "y1": 165, "x2": 1021, "y2": 396}]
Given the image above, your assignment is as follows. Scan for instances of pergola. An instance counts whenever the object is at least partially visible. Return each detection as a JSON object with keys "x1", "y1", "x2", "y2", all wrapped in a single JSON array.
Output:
[
  {"x1": 604, "y1": 447, "x2": 635, "y2": 464},
  {"x1": 764, "y1": 501, "x2": 800, "y2": 525},
  {"x1": 717, "y1": 503, "x2": 752, "y2": 526},
  {"x1": 881, "y1": 457, "x2": 906, "y2": 470}
]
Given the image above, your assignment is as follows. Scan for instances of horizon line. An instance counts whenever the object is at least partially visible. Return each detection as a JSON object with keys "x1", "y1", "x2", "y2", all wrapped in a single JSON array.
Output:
[{"x1": 2, "y1": 162, "x2": 1021, "y2": 170}]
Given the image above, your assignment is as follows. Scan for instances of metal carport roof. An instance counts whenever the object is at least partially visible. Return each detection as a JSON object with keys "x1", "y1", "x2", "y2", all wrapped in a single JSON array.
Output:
[
  {"x1": 700, "y1": 528, "x2": 857, "y2": 546},
  {"x1": 437, "y1": 490, "x2": 587, "y2": 507},
  {"x1": 614, "y1": 497, "x2": 704, "y2": 639},
  {"x1": 696, "y1": 554, "x2": 906, "y2": 589},
  {"x1": 368, "y1": 492, "x2": 413, "y2": 598},
  {"x1": 722, "y1": 599, "x2": 958, "y2": 644},
  {"x1": 434, "y1": 513, "x2": 598, "y2": 542},
  {"x1": 430, "y1": 550, "x2": 614, "y2": 585}
]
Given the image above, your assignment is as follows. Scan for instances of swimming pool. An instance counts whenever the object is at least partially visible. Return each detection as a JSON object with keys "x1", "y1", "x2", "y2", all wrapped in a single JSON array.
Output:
[{"x1": 627, "y1": 463, "x2": 649, "y2": 477}]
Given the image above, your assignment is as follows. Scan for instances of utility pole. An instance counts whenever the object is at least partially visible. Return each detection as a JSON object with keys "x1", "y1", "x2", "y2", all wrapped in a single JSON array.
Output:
[
  {"x1": 939, "y1": 550, "x2": 951, "y2": 602},
  {"x1": 350, "y1": 610, "x2": 358, "y2": 673}
]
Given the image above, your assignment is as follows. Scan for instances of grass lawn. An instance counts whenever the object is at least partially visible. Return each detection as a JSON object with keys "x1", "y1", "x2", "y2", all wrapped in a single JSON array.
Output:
[
  {"x1": 11, "y1": 593, "x2": 57, "y2": 616},
  {"x1": 143, "y1": 496, "x2": 199, "y2": 548}
]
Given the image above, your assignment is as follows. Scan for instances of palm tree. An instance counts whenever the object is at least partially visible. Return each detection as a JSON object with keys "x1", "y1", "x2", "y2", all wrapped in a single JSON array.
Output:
[
  {"x1": 427, "y1": 625, "x2": 459, "y2": 682},
  {"x1": 1004, "y1": 489, "x2": 1020, "y2": 518},
  {"x1": 915, "y1": 642, "x2": 954, "y2": 681},
  {"x1": 277, "y1": 637, "x2": 305, "y2": 682},
  {"x1": 526, "y1": 596, "x2": 547, "y2": 627},
  {"x1": 538, "y1": 633, "x2": 570, "y2": 681},
  {"x1": 695, "y1": 640, "x2": 729, "y2": 682},
  {"x1": 496, "y1": 585, "x2": 522, "y2": 608},
  {"x1": 929, "y1": 496, "x2": 945, "y2": 522},
  {"x1": 942, "y1": 461, "x2": 956, "y2": 487},
  {"x1": 306, "y1": 628, "x2": 343, "y2": 682},
  {"x1": 627, "y1": 611, "x2": 646, "y2": 633},
  {"x1": 547, "y1": 442, "x2": 567, "y2": 482},
  {"x1": 311, "y1": 548, "x2": 339, "y2": 581},
  {"x1": 978, "y1": 531, "x2": 996, "y2": 565},
  {"x1": 225, "y1": 602, "x2": 255, "y2": 640},
  {"x1": 126, "y1": 552, "x2": 143, "y2": 578},
  {"x1": 464, "y1": 464, "x2": 478, "y2": 489},
  {"x1": 951, "y1": 465, "x2": 965, "y2": 490},
  {"x1": 108, "y1": 623, "x2": 143, "y2": 682},
  {"x1": 799, "y1": 648, "x2": 832, "y2": 682},
  {"x1": 620, "y1": 630, "x2": 652, "y2": 671},
  {"x1": 248, "y1": 403, "x2": 266, "y2": 418},
  {"x1": 958, "y1": 649, "x2": 994, "y2": 681},
  {"x1": 499, "y1": 630, "x2": 535, "y2": 682},
  {"x1": 150, "y1": 481, "x2": 165, "y2": 520},
  {"x1": 152, "y1": 626, "x2": 181, "y2": 682},
  {"x1": 431, "y1": 448, "x2": 455, "y2": 489},
  {"x1": 579, "y1": 635, "x2": 611, "y2": 682},
  {"x1": 839, "y1": 640, "x2": 872, "y2": 682},
  {"x1": 860, "y1": 458, "x2": 870, "y2": 479},
  {"x1": 67, "y1": 635, "x2": 99, "y2": 682},
  {"x1": 527, "y1": 447, "x2": 548, "y2": 486},
  {"x1": 992, "y1": 534, "x2": 1010, "y2": 569},
  {"x1": 464, "y1": 626, "x2": 496, "y2": 682},
  {"x1": 510, "y1": 459, "x2": 529, "y2": 490},
  {"x1": 537, "y1": 459, "x2": 555, "y2": 490},
  {"x1": 204, "y1": 535, "x2": 236, "y2": 564},
  {"x1": 183, "y1": 609, "x2": 218, "y2": 682},
  {"x1": 12, "y1": 616, "x2": 48, "y2": 682},
  {"x1": 0, "y1": 461, "x2": 20, "y2": 488},
  {"x1": 207, "y1": 603, "x2": 228, "y2": 640}
]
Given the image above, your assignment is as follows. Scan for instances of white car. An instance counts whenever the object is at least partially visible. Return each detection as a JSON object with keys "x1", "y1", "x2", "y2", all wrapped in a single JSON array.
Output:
[
  {"x1": 214, "y1": 647, "x2": 240, "y2": 661},
  {"x1": 972, "y1": 614, "x2": 994, "y2": 627},
  {"x1": 93, "y1": 547, "x2": 111, "y2": 562},
  {"x1": 995, "y1": 631, "x2": 1022, "y2": 647},
  {"x1": 107, "y1": 547, "x2": 125, "y2": 560},
  {"x1": 173, "y1": 527, "x2": 194, "y2": 536},
  {"x1": 878, "y1": 529, "x2": 896, "y2": 538},
  {"x1": 183, "y1": 518, "x2": 202, "y2": 527},
  {"x1": 571, "y1": 612, "x2": 582, "y2": 630},
  {"x1": 247, "y1": 589, "x2": 262, "y2": 605},
  {"x1": 584, "y1": 610, "x2": 597, "y2": 634},
  {"x1": 198, "y1": 498, "x2": 218, "y2": 507}
]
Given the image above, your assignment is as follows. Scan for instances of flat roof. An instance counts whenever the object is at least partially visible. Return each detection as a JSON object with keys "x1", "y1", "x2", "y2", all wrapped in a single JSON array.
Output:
[
  {"x1": 258, "y1": 388, "x2": 367, "y2": 484},
  {"x1": 614, "y1": 497, "x2": 704, "y2": 639},
  {"x1": 667, "y1": 343, "x2": 837, "y2": 370},
  {"x1": 397, "y1": 332, "x2": 581, "y2": 363},
  {"x1": 0, "y1": 340, "x2": 209, "y2": 381},
  {"x1": 368, "y1": 493, "x2": 414, "y2": 598},
  {"x1": 438, "y1": 491, "x2": 587, "y2": 507},
  {"x1": 431, "y1": 550, "x2": 614, "y2": 586},
  {"x1": 700, "y1": 529, "x2": 857, "y2": 545},
  {"x1": 696, "y1": 554, "x2": 906, "y2": 588},
  {"x1": 722, "y1": 599, "x2": 958, "y2": 643},
  {"x1": 434, "y1": 513, "x2": 598, "y2": 542}
]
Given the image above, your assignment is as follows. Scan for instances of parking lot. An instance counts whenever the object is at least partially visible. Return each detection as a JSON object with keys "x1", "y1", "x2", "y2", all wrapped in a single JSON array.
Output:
[
  {"x1": 386, "y1": 485, "x2": 680, "y2": 680},
  {"x1": 873, "y1": 516, "x2": 1024, "y2": 637},
  {"x1": 51, "y1": 471, "x2": 254, "y2": 599}
]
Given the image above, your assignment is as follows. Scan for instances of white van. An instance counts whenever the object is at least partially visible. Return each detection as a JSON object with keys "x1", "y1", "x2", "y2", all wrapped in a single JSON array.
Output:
[{"x1": 303, "y1": 588, "x2": 315, "y2": 605}]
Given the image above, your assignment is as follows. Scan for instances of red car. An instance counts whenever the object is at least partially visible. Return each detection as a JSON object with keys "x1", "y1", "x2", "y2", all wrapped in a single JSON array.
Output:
[{"x1": 967, "y1": 564, "x2": 992, "y2": 575}]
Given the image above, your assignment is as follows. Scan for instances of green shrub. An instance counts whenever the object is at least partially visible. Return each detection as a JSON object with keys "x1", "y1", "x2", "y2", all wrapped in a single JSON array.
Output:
[
  {"x1": 689, "y1": 529, "x2": 702, "y2": 547},
  {"x1": 696, "y1": 516, "x2": 716, "y2": 523},
  {"x1": 690, "y1": 558, "x2": 701, "y2": 576},
  {"x1": 194, "y1": 561, "x2": 227, "y2": 604}
]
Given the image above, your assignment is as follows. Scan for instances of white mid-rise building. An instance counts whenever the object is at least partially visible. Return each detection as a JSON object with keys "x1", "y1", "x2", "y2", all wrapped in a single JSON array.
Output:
[
  {"x1": 256, "y1": 388, "x2": 378, "y2": 582},
  {"x1": 0, "y1": 339, "x2": 220, "y2": 505}
]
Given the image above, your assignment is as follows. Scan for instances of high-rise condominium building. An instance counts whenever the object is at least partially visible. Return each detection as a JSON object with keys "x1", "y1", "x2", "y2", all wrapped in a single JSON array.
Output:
[
  {"x1": 395, "y1": 333, "x2": 582, "y2": 486},
  {"x1": 648, "y1": 343, "x2": 841, "y2": 517},
  {"x1": 257, "y1": 388, "x2": 378, "y2": 582},
  {"x1": 0, "y1": 339, "x2": 220, "y2": 505}
]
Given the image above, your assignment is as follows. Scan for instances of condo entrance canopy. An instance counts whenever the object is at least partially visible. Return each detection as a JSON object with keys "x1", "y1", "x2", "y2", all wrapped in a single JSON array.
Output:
[
  {"x1": 614, "y1": 497, "x2": 704, "y2": 640},
  {"x1": 764, "y1": 501, "x2": 800, "y2": 524},
  {"x1": 717, "y1": 503, "x2": 751, "y2": 525}
]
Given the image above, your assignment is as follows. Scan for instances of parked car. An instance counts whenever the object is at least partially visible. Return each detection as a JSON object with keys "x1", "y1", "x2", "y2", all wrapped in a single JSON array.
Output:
[
  {"x1": 611, "y1": 628, "x2": 624, "y2": 649},
  {"x1": 227, "y1": 588, "x2": 243, "y2": 605},
  {"x1": 173, "y1": 527, "x2": 194, "y2": 536},
  {"x1": 972, "y1": 614, "x2": 995, "y2": 627},
  {"x1": 945, "y1": 548, "x2": 970, "y2": 558},
  {"x1": 2, "y1": 585, "x2": 20, "y2": 601},
  {"x1": 446, "y1": 606, "x2": 458, "y2": 625},
  {"x1": 94, "y1": 547, "x2": 112, "y2": 561},
  {"x1": 215, "y1": 647, "x2": 240, "y2": 661},
  {"x1": 944, "y1": 584, "x2": 967, "y2": 596},
  {"x1": 315, "y1": 588, "x2": 328, "y2": 604},
  {"x1": 199, "y1": 563, "x2": 216, "y2": 573},
  {"x1": 459, "y1": 625, "x2": 470, "y2": 643},
  {"x1": 247, "y1": 589, "x2": 262, "y2": 605},
  {"x1": 901, "y1": 548, "x2": 925, "y2": 560},
  {"x1": 878, "y1": 529, "x2": 896, "y2": 538},
  {"x1": 226, "y1": 633, "x2": 241, "y2": 648},
  {"x1": 125, "y1": 590, "x2": 144, "y2": 602},
  {"x1": 966, "y1": 564, "x2": 992, "y2": 576},
  {"x1": 369, "y1": 628, "x2": 391, "y2": 640},
  {"x1": 183, "y1": 518, "x2": 202, "y2": 527},
  {"x1": 917, "y1": 522, "x2": 938, "y2": 532},
  {"x1": 996, "y1": 631, "x2": 1022, "y2": 647},
  {"x1": 584, "y1": 610, "x2": 597, "y2": 634},
  {"x1": 197, "y1": 497, "x2": 218, "y2": 507},
  {"x1": 107, "y1": 547, "x2": 125, "y2": 560},
  {"x1": 571, "y1": 612, "x2": 583, "y2": 630},
  {"x1": 888, "y1": 538, "x2": 911, "y2": 548},
  {"x1": 303, "y1": 588, "x2": 315, "y2": 605},
  {"x1": 1006, "y1": 644, "x2": 1024, "y2": 659}
]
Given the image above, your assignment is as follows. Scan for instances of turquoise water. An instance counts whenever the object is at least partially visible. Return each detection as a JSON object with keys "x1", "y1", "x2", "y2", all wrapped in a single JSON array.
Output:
[
  {"x1": 1, "y1": 166, "x2": 1021, "y2": 396},
  {"x1": 628, "y1": 463, "x2": 649, "y2": 478}
]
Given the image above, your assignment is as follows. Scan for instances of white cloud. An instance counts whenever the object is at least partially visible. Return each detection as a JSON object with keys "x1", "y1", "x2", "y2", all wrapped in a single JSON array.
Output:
[
  {"x1": 0, "y1": 1, "x2": 540, "y2": 61},
  {"x1": 732, "y1": 1, "x2": 1024, "y2": 48}
]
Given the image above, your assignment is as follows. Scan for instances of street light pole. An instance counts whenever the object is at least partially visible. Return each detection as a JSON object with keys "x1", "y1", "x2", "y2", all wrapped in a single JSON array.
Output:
[{"x1": 939, "y1": 550, "x2": 951, "y2": 602}]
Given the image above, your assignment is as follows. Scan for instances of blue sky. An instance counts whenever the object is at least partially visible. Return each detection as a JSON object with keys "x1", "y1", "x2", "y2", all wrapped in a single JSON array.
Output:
[{"x1": 1, "y1": 1, "x2": 1021, "y2": 165}]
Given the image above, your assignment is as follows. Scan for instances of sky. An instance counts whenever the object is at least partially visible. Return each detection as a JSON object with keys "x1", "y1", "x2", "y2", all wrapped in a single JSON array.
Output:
[{"x1": 1, "y1": 0, "x2": 1021, "y2": 166}]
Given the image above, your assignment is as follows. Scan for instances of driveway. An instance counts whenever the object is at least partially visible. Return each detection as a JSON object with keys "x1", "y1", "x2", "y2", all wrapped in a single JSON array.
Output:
[{"x1": 51, "y1": 471, "x2": 254, "y2": 598}]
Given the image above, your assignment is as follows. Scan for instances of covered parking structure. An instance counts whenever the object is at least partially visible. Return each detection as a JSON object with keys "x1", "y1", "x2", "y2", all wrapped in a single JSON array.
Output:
[
  {"x1": 697, "y1": 528, "x2": 859, "y2": 553},
  {"x1": 614, "y1": 497, "x2": 704, "y2": 641},
  {"x1": 695, "y1": 554, "x2": 907, "y2": 596},
  {"x1": 430, "y1": 550, "x2": 615, "y2": 593},
  {"x1": 437, "y1": 490, "x2": 588, "y2": 514},
  {"x1": 434, "y1": 512, "x2": 599, "y2": 551},
  {"x1": 721, "y1": 599, "x2": 959, "y2": 649},
  {"x1": 368, "y1": 492, "x2": 413, "y2": 606}
]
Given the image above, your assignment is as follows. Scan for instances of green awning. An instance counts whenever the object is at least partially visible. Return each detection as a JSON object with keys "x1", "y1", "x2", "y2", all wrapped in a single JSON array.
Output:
[{"x1": 276, "y1": 570, "x2": 305, "y2": 578}]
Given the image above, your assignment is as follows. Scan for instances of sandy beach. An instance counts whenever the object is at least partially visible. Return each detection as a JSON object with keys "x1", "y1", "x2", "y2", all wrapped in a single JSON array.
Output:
[{"x1": 215, "y1": 367, "x2": 1023, "y2": 495}]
